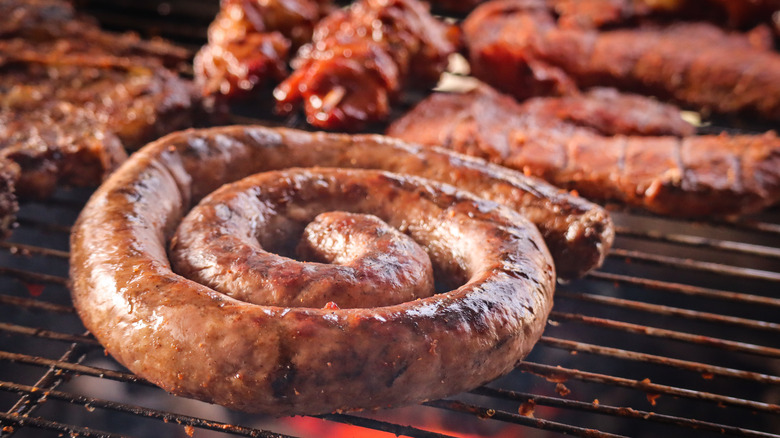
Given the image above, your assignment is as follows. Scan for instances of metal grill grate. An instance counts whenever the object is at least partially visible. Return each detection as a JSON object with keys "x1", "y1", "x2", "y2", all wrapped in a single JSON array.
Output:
[{"x1": 2, "y1": 1, "x2": 780, "y2": 437}]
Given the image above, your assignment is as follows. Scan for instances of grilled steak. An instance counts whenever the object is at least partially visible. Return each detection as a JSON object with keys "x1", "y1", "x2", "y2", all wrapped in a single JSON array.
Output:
[
  {"x1": 387, "y1": 83, "x2": 780, "y2": 217},
  {"x1": 0, "y1": 0, "x2": 204, "y2": 204}
]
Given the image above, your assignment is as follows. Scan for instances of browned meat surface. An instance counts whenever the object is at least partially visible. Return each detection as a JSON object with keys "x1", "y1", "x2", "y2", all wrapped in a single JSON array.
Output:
[
  {"x1": 71, "y1": 127, "x2": 557, "y2": 416},
  {"x1": 172, "y1": 209, "x2": 436, "y2": 308},
  {"x1": 547, "y1": 0, "x2": 651, "y2": 28},
  {"x1": 194, "y1": 0, "x2": 332, "y2": 98},
  {"x1": 463, "y1": 1, "x2": 780, "y2": 120},
  {"x1": 519, "y1": 87, "x2": 695, "y2": 137},
  {"x1": 387, "y1": 84, "x2": 780, "y2": 217},
  {"x1": 274, "y1": 0, "x2": 456, "y2": 131},
  {"x1": 0, "y1": 158, "x2": 19, "y2": 239},
  {"x1": 0, "y1": 0, "x2": 204, "y2": 200},
  {"x1": 548, "y1": 0, "x2": 780, "y2": 30},
  {"x1": 0, "y1": 0, "x2": 190, "y2": 70}
]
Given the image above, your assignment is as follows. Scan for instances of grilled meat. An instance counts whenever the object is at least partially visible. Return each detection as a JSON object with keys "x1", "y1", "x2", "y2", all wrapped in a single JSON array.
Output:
[
  {"x1": 0, "y1": 0, "x2": 204, "y2": 202},
  {"x1": 520, "y1": 87, "x2": 695, "y2": 137},
  {"x1": 387, "y1": 84, "x2": 780, "y2": 217},
  {"x1": 463, "y1": 0, "x2": 780, "y2": 120},
  {"x1": 553, "y1": 0, "x2": 780, "y2": 30},
  {"x1": 274, "y1": 0, "x2": 456, "y2": 131},
  {"x1": 0, "y1": 0, "x2": 190, "y2": 70},
  {"x1": 194, "y1": 0, "x2": 332, "y2": 98}
]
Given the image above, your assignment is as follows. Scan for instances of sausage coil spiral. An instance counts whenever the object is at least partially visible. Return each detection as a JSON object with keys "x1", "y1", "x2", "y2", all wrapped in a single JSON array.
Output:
[{"x1": 71, "y1": 126, "x2": 595, "y2": 415}]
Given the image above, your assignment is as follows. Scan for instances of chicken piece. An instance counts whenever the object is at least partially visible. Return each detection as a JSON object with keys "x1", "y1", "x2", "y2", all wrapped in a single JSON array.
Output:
[
  {"x1": 274, "y1": 0, "x2": 456, "y2": 131},
  {"x1": 194, "y1": 0, "x2": 332, "y2": 98}
]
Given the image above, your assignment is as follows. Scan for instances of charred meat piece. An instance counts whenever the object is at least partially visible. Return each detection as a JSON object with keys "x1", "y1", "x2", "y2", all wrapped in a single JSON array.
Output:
[
  {"x1": 0, "y1": 54, "x2": 204, "y2": 198},
  {"x1": 463, "y1": 1, "x2": 780, "y2": 121},
  {"x1": 194, "y1": 0, "x2": 332, "y2": 98},
  {"x1": 387, "y1": 84, "x2": 780, "y2": 217},
  {"x1": 0, "y1": 158, "x2": 19, "y2": 239},
  {"x1": 274, "y1": 0, "x2": 456, "y2": 131},
  {"x1": 547, "y1": 0, "x2": 652, "y2": 29}
]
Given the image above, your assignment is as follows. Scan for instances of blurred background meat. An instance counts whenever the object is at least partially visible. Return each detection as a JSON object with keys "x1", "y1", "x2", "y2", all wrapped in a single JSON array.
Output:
[
  {"x1": 194, "y1": 0, "x2": 333, "y2": 98},
  {"x1": 463, "y1": 0, "x2": 780, "y2": 121}
]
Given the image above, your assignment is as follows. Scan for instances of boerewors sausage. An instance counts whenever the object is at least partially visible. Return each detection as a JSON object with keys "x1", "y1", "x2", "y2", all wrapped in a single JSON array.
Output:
[{"x1": 70, "y1": 126, "x2": 609, "y2": 415}]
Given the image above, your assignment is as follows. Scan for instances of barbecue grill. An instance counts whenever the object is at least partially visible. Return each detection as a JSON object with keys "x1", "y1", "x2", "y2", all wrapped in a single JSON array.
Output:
[{"x1": 2, "y1": 1, "x2": 779, "y2": 437}]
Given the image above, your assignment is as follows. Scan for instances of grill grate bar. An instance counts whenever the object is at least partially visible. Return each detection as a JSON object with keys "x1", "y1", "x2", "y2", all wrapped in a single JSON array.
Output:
[
  {"x1": 0, "y1": 351, "x2": 148, "y2": 386},
  {"x1": 0, "y1": 267, "x2": 68, "y2": 286},
  {"x1": 617, "y1": 210, "x2": 780, "y2": 236},
  {"x1": 0, "y1": 296, "x2": 74, "y2": 314},
  {"x1": 0, "y1": 380, "x2": 292, "y2": 438},
  {"x1": 539, "y1": 336, "x2": 780, "y2": 384},
  {"x1": 0, "y1": 242, "x2": 69, "y2": 259},
  {"x1": 2, "y1": 343, "x2": 87, "y2": 437},
  {"x1": 556, "y1": 290, "x2": 780, "y2": 332},
  {"x1": 424, "y1": 399, "x2": 628, "y2": 438},
  {"x1": 608, "y1": 248, "x2": 780, "y2": 282},
  {"x1": 614, "y1": 226, "x2": 780, "y2": 259},
  {"x1": 517, "y1": 362, "x2": 780, "y2": 414},
  {"x1": 0, "y1": 411, "x2": 126, "y2": 438},
  {"x1": 471, "y1": 387, "x2": 780, "y2": 438},
  {"x1": 0, "y1": 322, "x2": 100, "y2": 346},
  {"x1": 549, "y1": 311, "x2": 780, "y2": 357},
  {"x1": 718, "y1": 217, "x2": 780, "y2": 235},
  {"x1": 0, "y1": 353, "x2": 467, "y2": 438},
  {"x1": 587, "y1": 271, "x2": 780, "y2": 308}
]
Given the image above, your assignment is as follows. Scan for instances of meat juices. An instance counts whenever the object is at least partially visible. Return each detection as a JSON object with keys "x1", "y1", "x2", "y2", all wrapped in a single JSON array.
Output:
[
  {"x1": 274, "y1": 0, "x2": 456, "y2": 130},
  {"x1": 70, "y1": 127, "x2": 558, "y2": 415},
  {"x1": 387, "y1": 84, "x2": 780, "y2": 217},
  {"x1": 463, "y1": 0, "x2": 780, "y2": 120}
]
